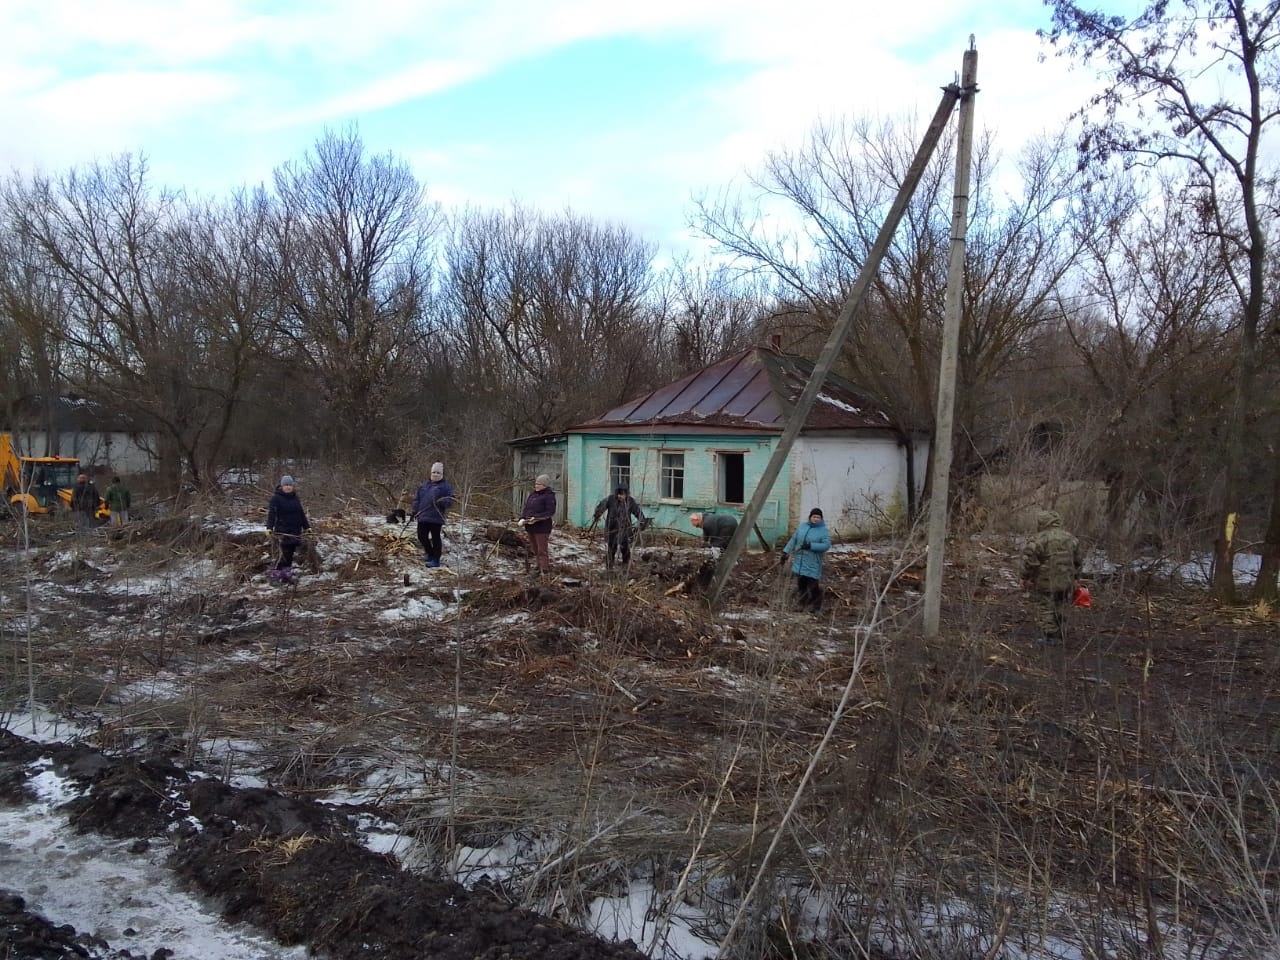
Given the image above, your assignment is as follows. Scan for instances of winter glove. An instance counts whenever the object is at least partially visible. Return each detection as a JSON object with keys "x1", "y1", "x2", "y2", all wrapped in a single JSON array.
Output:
[
  {"x1": 265, "y1": 529, "x2": 273, "y2": 539},
  {"x1": 778, "y1": 552, "x2": 788, "y2": 565}
]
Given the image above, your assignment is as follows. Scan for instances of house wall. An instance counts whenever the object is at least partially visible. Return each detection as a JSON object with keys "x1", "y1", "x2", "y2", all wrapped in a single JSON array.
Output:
[
  {"x1": 9, "y1": 431, "x2": 156, "y2": 475},
  {"x1": 521, "y1": 430, "x2": 928, "y2": 545},
  {"x1": 511, "y1": 441, "x2": 568, "y2": 525},
  {"x1": 791, "y1": 434, "x2": 920, "y2": 537},
  {"x1": 565, "y1": 432, "x2": 792, "y2": 544}
]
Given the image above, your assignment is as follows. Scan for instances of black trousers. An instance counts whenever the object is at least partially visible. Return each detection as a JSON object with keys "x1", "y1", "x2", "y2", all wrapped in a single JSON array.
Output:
[
  {"x1": 796, "y1": 574, "x2": 822, "y2": 612},
  {"x1": 417, "y1": 521, "x2": 443, "y2": 562},
  {"x1": 606, "y1": 528, "x2": 633, "y2": 565},
  {"x1": 276, "y1": 534, "x2": 302, "y2": 569}
]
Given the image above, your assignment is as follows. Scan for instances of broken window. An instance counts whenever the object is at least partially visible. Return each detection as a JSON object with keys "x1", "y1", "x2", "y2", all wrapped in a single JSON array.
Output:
[{"x1": 717, "y1": 451, "x2": 745, "y2": 504}]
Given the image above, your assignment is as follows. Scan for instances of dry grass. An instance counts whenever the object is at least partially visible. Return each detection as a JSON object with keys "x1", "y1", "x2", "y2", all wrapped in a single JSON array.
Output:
[{"x1": 2, "y1": 508, "x2": 1278, "y2": 958}]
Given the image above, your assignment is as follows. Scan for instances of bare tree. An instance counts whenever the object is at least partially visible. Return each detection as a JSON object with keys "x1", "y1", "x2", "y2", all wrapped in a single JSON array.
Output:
[
  {"x1": 441, "y1": 204, "x2": 659, "y2": 437},
  {"x1": 655, "y1": 257, "x2": 768, "y2": 375},
  {"x1": 1, "y1": 155, "x2": 250, "y2": 486},
  {"x1": 270, "y1": 127, "x2": 441, "y2": 466},
  {"x1": 0, "y1": 214, "x2": 71, "y2": 447},
  {"x1": 1060, "y1": 173, "x2": 1238, "y2": 545},
  {"x1": 1251, "y1": 273, "x2": 1280, "y2": 600},
  {"x1": 165, "y1": 189, "x2": 280, "y2": 481},
  {"x1": 696, "y1": 116, "x2": 1095, "y2": 496},
  {"x1": 1044, "y1": 0, "x2": 1280, "y2": 601}
]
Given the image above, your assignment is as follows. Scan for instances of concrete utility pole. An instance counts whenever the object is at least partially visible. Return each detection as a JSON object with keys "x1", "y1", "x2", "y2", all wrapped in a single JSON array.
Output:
[
  {"x1": 923, "y1": 41, "x2": 979, "y2": 640},
  {"x1": 705, "y1": 72, "x2": 969, "y2": 611}
]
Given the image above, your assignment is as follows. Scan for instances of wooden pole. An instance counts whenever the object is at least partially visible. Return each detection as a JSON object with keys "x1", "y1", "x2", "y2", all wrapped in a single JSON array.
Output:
[
  {"x1": 705, "y1": 77, "x2": 965, "y2": 611},
  {"x1": 923, "y1": 41, "x2": 979, "y2": 639}
]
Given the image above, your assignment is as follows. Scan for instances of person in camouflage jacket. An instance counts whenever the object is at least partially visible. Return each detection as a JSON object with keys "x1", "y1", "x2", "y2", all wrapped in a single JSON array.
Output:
[{"x1": 1020, "y1": 510, "x2": 1082, "y2": 643}]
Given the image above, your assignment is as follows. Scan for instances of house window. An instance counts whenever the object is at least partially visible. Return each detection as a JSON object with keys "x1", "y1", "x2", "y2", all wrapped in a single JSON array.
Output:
[
  {"x1": 718, "y1": 452, "x2": 745, "y2": 504},
  {"x1": 660, "y1": 452, "x2": 685, "y2": 500},
  {"x1": 608, "y1": 451, "x2": 631, "y2": 492}
]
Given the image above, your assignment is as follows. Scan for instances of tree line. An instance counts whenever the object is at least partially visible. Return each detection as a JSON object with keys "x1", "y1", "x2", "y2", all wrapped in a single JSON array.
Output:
[
  {"x1": 0, "y1": 133, "x2": 764, "y2": 481},
  {"x1": 1, "y1": 0, "x2": 1277, "y2": 601}
]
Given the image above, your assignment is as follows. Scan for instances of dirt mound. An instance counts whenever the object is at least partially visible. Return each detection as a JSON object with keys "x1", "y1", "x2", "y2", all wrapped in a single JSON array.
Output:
[
  {"x1": 0, "y1": 732, "x2": 113, "y2": 805},
  {"x1": 463, "y1": 578, "x2": 716, "y2": 660},
  {"x1": 64, "y1": 755, "x2": 190, "y2": 839},
  {"x1": 0, "y1": 892, "x2": 147, "y2": 960},
  {"x1": 175, "y1": 825, "x2": 644, "y2": 960},
  {"x1": 1, "y1": 730, "x2": 646, "y2": 960}
]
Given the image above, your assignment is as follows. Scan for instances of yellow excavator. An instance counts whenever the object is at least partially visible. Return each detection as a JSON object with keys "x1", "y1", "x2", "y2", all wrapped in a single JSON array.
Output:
[{"x1": 1, "y1": 432, "x2": 109, "y2": 520}]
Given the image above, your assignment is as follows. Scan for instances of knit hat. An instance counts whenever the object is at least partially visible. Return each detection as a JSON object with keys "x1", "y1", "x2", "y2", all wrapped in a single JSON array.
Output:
[
  {"x1": 615, "y1": 486, "x2": 628, "y2": 495},
  {"x1": 431, "y1": 462, "x2": 444, "y2": 476},
  {"x1": 535, "y1": 474, "x2": 551, "y2": 486},
  {"x1": 809, "y1": 507, "x2": 823, "y2": 519},
  {"x1": 280, "y1": 475, "x2": 295, "y2": 486}
]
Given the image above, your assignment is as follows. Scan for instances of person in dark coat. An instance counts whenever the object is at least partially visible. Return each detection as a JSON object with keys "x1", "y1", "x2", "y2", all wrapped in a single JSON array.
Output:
[
  {"x1": 781, "y1": 508, "x2": 832, "y2": 613},
  {"x1": 266, "y1": 475, "x2": 310, "y2": 581},
  {"x1": 518, "y1": 474, "x2": 557, "y2": 575},
  {"x1": 69, "y1": 473, "x2": 99, "y2": 531},
  {"x1": 689, "y1": 512, "x2": 738, "y2": 550},
  {"x1": 1020, "y1": 509, "x2": 1082, "y2": 643},
  {"x1": 412, "y1": 462, "x2": 456, "y2": 568},
  {"x1": 592, "y1": 486, "x2": 645, "y2": 570}
]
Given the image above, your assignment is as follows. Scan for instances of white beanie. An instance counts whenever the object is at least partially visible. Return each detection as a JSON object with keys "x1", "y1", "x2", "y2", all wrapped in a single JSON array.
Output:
[{"x1": 431, "y1": 462, "x2": 444, "y2": 475}]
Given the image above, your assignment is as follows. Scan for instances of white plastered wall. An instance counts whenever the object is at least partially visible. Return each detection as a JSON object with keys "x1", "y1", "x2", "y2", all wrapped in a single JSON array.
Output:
[{"x1": 791, "y1": 435, "x2": 916, "y2": 536}]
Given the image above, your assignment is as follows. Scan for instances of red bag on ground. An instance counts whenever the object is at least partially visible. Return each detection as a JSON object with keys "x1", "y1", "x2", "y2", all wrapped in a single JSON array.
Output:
[{"x1": 1073, "y1": 585, "x2": 1092, "y2": 608}]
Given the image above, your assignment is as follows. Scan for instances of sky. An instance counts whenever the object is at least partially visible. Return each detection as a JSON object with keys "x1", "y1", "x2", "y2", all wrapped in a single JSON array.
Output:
[{"x1": 1, "y1": 0, "x2": 1094, "y2": 252}]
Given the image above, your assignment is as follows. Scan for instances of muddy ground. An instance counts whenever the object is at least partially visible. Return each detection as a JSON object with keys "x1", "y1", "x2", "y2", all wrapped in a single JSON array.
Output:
[{"x1": 1, "y1": 508, "x2": 1277, "y2": 958}]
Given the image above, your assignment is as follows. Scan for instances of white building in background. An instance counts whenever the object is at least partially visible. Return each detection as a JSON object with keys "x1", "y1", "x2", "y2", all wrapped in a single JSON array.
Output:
[{"x1": 4, "y1": 395, "x2": 157, "y2": 476}]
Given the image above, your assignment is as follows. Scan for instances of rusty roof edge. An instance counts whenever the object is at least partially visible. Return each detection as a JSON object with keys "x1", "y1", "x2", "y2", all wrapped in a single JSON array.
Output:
[
  {"x1": 506, "y1": 432, "x2": 568, "y2": 446},
  {"x1": 758, "y1": 351, "x2": 906, "y2": 430},
  {"x1": 568, "y1": 415, "x2": 781, "y2": 433}
]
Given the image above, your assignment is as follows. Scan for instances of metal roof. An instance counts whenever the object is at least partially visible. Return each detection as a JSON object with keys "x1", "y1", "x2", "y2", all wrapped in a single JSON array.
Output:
[
  {"x1": 568, "y1": 347, "x2": 895, "y2": 434},
  {"x1": 5, "y1": 394, "x2": 138, "y2": 433}
]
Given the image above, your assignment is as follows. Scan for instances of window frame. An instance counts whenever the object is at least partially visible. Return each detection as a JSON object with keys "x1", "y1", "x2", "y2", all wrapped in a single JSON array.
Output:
[
  {"x1": 606, "y1": 449, "x2": 634, "y2": 494},
  {"x1": 659, "y1": 450, "x2": 687, "y2": 501}
]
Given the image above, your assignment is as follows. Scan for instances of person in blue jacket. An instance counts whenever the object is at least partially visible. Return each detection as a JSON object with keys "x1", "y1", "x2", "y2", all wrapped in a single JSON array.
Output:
[
  {"x1": 412, "y1": 461, "x2": 457, "y2": 568},
  {"x1": 781, "y1": 507, "x2": 832, "y2": 613}
]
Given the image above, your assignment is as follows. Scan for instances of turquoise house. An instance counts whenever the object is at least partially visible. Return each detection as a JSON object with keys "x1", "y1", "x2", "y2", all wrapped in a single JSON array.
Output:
[{"x1": 509, "y1": 346, "x2": 928, "y2": 546}]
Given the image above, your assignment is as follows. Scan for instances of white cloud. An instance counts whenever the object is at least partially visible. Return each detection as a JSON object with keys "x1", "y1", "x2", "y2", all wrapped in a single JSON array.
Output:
[{"x1": 0, "y1": 0, "x2": 1098, "y2": 247}]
